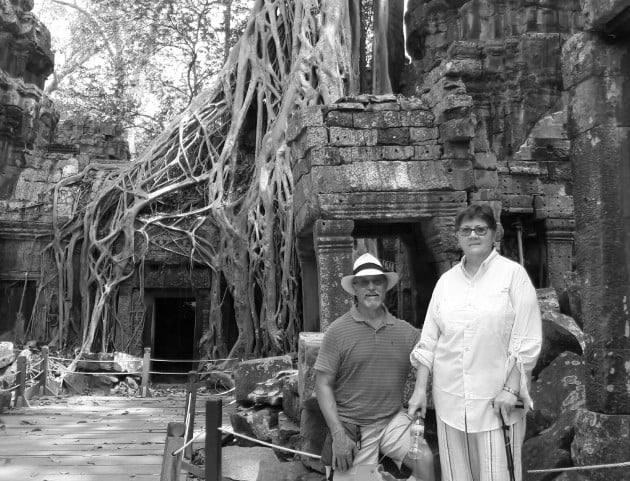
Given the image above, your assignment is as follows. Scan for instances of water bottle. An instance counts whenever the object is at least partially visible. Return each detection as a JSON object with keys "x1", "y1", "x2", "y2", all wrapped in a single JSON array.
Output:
[{"x1": 408, "y1": 416, "x2": 425, "y2": 459}]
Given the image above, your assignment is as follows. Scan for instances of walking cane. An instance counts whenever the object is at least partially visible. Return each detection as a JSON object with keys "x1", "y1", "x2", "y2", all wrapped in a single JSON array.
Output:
[{"x1": 499, "y1": 411, "x2": 516, "y2": 481}]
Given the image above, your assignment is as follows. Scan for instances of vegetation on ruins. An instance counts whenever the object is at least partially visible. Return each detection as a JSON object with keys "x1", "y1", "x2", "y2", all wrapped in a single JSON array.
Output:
[{"x1": 43, "y1": 0, "x2": 393, "y2": 360}]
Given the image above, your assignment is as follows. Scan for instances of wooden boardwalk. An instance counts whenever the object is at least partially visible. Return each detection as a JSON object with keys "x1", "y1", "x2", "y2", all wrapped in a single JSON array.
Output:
[{"x1": 0, "y1": 391, "x2": 232, "y2": 481}]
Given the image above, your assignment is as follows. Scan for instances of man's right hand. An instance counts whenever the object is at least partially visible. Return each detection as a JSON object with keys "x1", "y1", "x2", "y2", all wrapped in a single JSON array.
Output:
[
  {"x1": 332, "y1": 429, "x2": 356, "y2": 472},
  {"x1": 407, "y1": 389, "x2": 427, "y2": 419}
]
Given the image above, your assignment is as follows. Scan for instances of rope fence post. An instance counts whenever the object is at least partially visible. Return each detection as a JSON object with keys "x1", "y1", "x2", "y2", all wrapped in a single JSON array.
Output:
[
  {"x1": 39, "y1": 346, "x2": 49, "y2": 396},
  {"x1": 206, "y1": 398, "x2": 222, "y2": 481},
  {"x1": 141, "y1": 347, "x2": 151, "y2": 397},
  {"x1": 184, "y1": 370, "x2": 198, "y2": 459},
  {"x1": 14, "y1": 355, "x2": 28, "y2": 408},
  {"x1": 160, "y1": 422, "x2": 185, "y2": 481}
]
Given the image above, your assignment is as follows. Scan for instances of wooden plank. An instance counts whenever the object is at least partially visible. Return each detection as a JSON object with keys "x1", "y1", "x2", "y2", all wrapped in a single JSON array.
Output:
[{"x1": 0, "y1": 393, "x2": 233, "y2": 481}]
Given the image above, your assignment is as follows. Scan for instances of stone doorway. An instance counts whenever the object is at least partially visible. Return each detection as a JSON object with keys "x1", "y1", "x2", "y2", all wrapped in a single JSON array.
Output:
[
  {"x1": 353, "y1": 222, "x2": 439, "y2": 328},
  {"x1": 0, "y1": 280, "x2": 37, "y2": 342},
  {"x1": 148, "y1": 294, "x2": 197, "y2": 380}
]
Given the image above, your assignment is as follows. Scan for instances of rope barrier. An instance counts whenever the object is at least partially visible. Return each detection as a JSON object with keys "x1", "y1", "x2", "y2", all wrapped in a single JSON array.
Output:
[
  {"x1": 150, "y1": 357, "x2": 238, "y2": 363},
  {"x1": 218, "y1": 428, "x2": 322, "y2": 459},
  {"x1": 171, "y1": 427, "x2": 322, "y2": 460},
  {"x1": 48, "y1": 356, "x2": 238, "y2": 363},
  {"x1": 528, "y1": 461, "x2": 630, "y2": 473}
]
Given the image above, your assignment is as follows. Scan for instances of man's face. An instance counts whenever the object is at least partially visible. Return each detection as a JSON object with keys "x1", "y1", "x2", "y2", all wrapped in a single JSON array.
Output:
[{"x1": 353, "y1": 275, "x2": 387, "y2": 311}]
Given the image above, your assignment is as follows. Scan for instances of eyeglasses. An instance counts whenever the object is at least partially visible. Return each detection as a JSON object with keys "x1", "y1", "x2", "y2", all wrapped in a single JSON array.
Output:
[
  {"x1": 457, "y1": 226, "x2": 489, "y2": 237},
  {"x1": 353, "y1": 277, "x2": 386, "y2": 288}
]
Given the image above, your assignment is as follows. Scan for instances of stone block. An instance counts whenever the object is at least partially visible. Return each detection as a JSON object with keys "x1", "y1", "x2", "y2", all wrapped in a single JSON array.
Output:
[
  {"x1": 291, "y1": 127, "x2": 328, "y2": 160},
  {"x1": 282, "y1": 372, "x2": 301, "y2": 423},
  {"x1": 443, "y1": 141, "x2": 473, "y2": 159},
  {"x1": 233, "y1": 355, "x2": 293, "y2": 403},
  {"x1": 353, "y1": 110, "x2": 401, "y2": 129},
  {"x1": 473, "y1": 152, "x2": 497, "y2": 170},
  {"x1": 400, "y1": 110, "x2": 434, "y2": 127},
  {"x1": 499, "y1": 173, "x2": 544, "y2": 195},
  {"x1": 501, "y1": 194, "x2": 535, "y2": 214},
  {"x1": 409, "y1": 127, "x2": 439, "y2": 144},
  {"x1": 287, "y1": 107, "x2": 324, "y2": 142},
  {"x1": 543, "y1": 195, "x2": 574, "y2": 218},
  {"x1": 329, "y1": 127, "x2": 377, "y2": 147},
  {"x1": 443, "y1": 159, "x2": 474, "y2": 191},
  {"x1": 377, "y1": 127, "x2": 410, "y2": 145},
  {"x1": 381, "y1": 145, "x2": 415, "y2": 160},
  {"x1": 439, "y1": 118, "x2": 475, "y2": 142},
  {"x1": 443, "y1": 58, "x2": 483, "y2": 79},
  {"x1": 222, "y1": 446, "x2": 278, "y2": 481},
  {"x1": 299, "y1": 407, "x2": 327, "y2": 473},
  {"x1": 473, "y1": 169, "x2": 499, "y2": 189},
  {"x1": 572, "y1": 410, "x2": 630, "y2": 481},
  {"x1": 434, "y1": 94, "x2": 473, "y2": 122},
  {"x1": 522, "y1": 410, "x2": 576, "y2": 480},
  {"x1": 366, "y1": 101, "x2": 400, "y2": 111},
  {"x1": 324, "y1": 110, "x2": 353, "y2": 128},
  {"x1": 470, "y1": 189, "x2": 501, "y2": 202},
  {"x1": 63, "y1": 372, "x2": 90, "y2": 395},
  {"x1": 399, "y1": 97, "x2": 428, "y2": 110},
  {"x1": 531, "y1": 352, "x2": 585, "y2": 427},
  {"x1": 298, "y1": 332, "x2": 323, "y2": 409},
  {"x1": 311, "y1": 161, "x2": 455, "y2": 193},
  {"x1": 334, "y1": 102, "x2": 366, "y2": 111},
  {"x1": 0, "y1": 342, "x2": 15, "y2": 369},
  {"x1": 412, "y1": 144, "x2": 442, "y2": 160}
]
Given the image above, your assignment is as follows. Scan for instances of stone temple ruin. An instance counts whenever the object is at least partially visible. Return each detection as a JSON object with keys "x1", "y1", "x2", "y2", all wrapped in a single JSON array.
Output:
[{"x1": 1, "y1": 0, "x2": 630, "y2": 479}]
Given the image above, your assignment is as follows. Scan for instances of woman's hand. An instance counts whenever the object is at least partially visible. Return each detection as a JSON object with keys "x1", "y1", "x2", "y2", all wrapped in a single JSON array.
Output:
[
  {"x1": 492, "y1": 388, "x2": 518, "y2": 421},
  {"x1": 332, "y1": 430, "x2": 356, "y2": 472},
  {"x1": 407, "y1": 389, "x2": 428, "y2": 419}
]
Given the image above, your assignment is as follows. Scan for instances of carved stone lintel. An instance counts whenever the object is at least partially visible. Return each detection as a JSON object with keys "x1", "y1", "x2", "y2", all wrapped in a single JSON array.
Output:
[{"x1": 313, "y1": 219, "x2": 354, "y2": 331}]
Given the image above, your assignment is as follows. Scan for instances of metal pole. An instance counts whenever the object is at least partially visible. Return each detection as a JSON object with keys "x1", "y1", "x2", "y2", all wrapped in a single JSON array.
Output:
[{"x1": 205, "y1": 398, "x2": 222, "y2": 481}]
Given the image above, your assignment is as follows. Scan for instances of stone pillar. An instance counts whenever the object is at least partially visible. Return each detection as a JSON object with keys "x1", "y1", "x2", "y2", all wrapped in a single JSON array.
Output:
[
  {"x1": 544, "y1": 218, "x2": 574, "y2": 293},
  {"x1": 563, "y1": 14, "x2": 630, "y2": 478},
  {"x1": 313, "y1": 219, "x2": 354, "y2": 331},
  {"x1": 296, "y1": 236, "x2": 320, "y2": 332},
  {"x1": 425, "y1": 216, "x2": 462, "y2": 275}
]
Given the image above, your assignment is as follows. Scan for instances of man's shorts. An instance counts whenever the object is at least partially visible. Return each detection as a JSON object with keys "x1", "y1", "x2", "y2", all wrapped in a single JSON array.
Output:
[{"x1": 329, "y1": 411, "x2": 413, "y2": 481}]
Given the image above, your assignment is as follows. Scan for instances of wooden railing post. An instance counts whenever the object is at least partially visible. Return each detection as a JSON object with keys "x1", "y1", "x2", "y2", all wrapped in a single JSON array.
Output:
[
  {"x1": 205, "y1": 398, "x2": 222, "y2": 481},
  {"x1": 159, "y1": 422, "x2": 185, "y2": 481},
  {"x1": 141, "y1": 347, "x2": 151, "y2": 397},
  {"x1": 39, "y1": 346, "x2": 49, "y2": 396},
  {"x1": 184, "y1": 370, "x2": 199, "y2": 458},
  {"x1": 14, "y1": 355, "x2": 28, "y2": 408}
]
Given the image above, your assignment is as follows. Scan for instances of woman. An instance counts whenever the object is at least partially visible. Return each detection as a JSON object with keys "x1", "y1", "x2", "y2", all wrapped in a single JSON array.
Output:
[{"x1": 407, "y1": 205, "x2": 542, "y2": 481}]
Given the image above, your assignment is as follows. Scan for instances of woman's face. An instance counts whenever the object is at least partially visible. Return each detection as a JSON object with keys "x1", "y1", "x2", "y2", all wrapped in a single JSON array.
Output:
[{"x1": 457, "y1": 217, "x2": 496, "y2": 259}]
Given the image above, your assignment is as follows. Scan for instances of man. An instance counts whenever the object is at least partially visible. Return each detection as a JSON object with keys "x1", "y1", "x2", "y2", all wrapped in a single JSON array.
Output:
[{"x1": 314, "y1": 253, "x2": 434, "y2": 481}]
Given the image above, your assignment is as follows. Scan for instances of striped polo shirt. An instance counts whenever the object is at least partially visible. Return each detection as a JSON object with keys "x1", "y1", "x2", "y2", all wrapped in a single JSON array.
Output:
[{"x1": 314, "y1": 306, "x2": 420, "y2": 425}]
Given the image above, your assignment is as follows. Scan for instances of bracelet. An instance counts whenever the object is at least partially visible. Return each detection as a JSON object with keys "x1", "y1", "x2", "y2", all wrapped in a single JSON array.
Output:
[{"x1": 502, "y1": 385, "x2": 519, "y2": 397}]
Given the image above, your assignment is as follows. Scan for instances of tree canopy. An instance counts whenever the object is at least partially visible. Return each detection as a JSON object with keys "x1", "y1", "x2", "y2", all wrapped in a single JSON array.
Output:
[{"x1": 35, "y1": 0, "x2": 251, "y2": 154}]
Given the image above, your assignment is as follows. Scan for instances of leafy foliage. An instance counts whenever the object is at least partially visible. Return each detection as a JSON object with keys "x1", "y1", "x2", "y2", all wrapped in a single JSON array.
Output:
[{"x1": 35, "y1": 0, "x2": 252, "y2": 153}]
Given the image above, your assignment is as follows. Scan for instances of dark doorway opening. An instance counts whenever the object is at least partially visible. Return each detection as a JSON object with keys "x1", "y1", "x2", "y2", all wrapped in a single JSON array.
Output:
[
  {"x1": 0, "y1": 280, "x2": 37, "y2": 342},
  {"x1": 152, "y1": 297, "x2": 196, "y2": 381},
  {"x1": 353, "y1": 222, "x2": 439, "y2": 329}
]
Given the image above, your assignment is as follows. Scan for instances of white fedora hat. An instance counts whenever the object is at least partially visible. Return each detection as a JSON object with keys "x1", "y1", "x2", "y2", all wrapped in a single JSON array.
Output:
[{"x1": 341, "y1": 253, "x2": 399, "y2": 295}]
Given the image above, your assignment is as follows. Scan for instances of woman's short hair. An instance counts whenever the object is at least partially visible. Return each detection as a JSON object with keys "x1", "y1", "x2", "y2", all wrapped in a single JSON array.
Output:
[{"x1": 455, "y1": 204, "x2": 497, "y2": 231}]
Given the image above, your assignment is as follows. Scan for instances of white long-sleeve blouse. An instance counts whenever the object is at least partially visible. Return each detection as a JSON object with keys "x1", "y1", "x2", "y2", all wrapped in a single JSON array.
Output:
[{"x1": 410, "y1": 249, "x2": 542, "y2": 432}]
